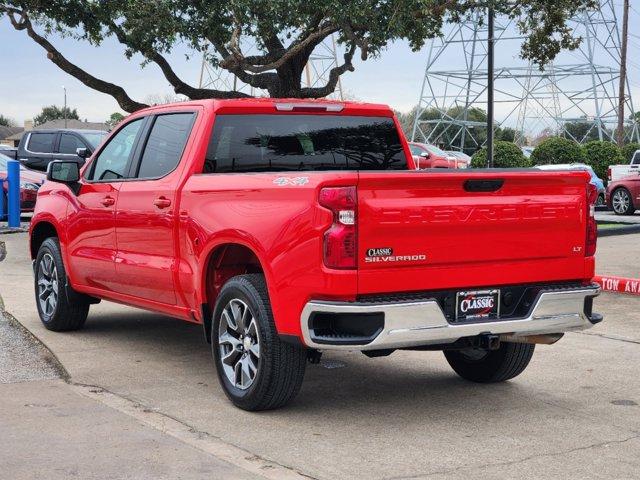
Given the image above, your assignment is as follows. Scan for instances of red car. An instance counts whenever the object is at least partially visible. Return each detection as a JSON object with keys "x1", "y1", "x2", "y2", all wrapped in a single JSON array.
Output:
[
  {"x1": 606, "y1": 173, "x2": 640, "y2": 215},
  {"x1": 0, "y1": 153, "x2": 45, "y2": 212},
  {"x1": 30, "y1": 99, "x2": 601, "y2": 410},
  {"x1": 408, "y1": 142, "x2": 466, "y2": 169}
]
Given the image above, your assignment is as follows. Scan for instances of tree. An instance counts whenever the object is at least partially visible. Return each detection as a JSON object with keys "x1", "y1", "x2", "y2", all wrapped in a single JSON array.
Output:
[
  {"x1": 1, "y1": 1, "x2": 597, "y2": 112},
  {"x1": 582, "y1": 141, "x2": 624, "y2": 182},
  {"x1": 106, "y1": 112, "x2": 125, "y2": 130},
  {"x1": 622, "y1": 143, "x2": 640, "y2": 162},
  {"x1": 0, "y1": 114, "x2": 16, "y2": 127},
  {"x1": 530, "y1": 137, "x2": 586, "y2": 165},
  {"x1": 471, "y1": 141, "x2": 530, "y2": 168},
  {"x1": 33, "y1": 105, "x2": 80, "y2": 126},
  {"x1": 561, "y1": 120, "x2": 604, "y2": 143}
]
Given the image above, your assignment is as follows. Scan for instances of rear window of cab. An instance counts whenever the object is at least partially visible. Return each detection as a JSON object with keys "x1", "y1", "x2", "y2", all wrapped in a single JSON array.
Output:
[{"x1": 203, "y1": 114, "x2": 407, "y2": 173}]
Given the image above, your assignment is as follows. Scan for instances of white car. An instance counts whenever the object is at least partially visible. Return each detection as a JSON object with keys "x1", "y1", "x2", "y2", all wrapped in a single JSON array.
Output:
[{"x1": 608, "y1": 149, "x2": 640, "y2": 182}]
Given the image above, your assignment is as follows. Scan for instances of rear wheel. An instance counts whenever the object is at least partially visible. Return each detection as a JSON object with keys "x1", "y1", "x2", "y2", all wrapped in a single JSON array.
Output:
[
  {"x1": 444, "y1": 342, "x2": 535, "y2": 383},
  {"x1": 211, "y1": 274, "x2": 307, "y2": 411},
  {"x1": 34, "y1": 237, "x2": 90, "y2": 331},
  {"x1": 596, "y1": 193, "x2": 605, "y2": 207},
  {"x1": 611, "y1": 188, "x2": 635, "y2": 215}
]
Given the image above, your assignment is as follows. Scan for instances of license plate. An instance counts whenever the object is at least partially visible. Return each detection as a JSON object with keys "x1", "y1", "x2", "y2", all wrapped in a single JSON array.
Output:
[{"x1": 455, "y1": 289, "x2": 500, "y2": 321}]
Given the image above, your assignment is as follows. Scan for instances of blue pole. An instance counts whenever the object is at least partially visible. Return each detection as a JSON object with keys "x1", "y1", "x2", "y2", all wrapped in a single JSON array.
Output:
[
  {"x1": 0, "y1": 178, "x2": 5, "y2": 221},
  {"x1": 7, "y1": 160, "x2": 20, "y2": 228}
]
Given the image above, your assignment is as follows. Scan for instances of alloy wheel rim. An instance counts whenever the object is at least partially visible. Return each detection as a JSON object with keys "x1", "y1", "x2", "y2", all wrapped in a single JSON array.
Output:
[
  {"x1": 613, "y1": 190, "x2": 629, "y2": 214},
  {"x1": 218, "y1": 299, "x2": 261, "y2": 390},
  {"x1": 37, "y1": 253, "x2": 58, "y2": 317}
]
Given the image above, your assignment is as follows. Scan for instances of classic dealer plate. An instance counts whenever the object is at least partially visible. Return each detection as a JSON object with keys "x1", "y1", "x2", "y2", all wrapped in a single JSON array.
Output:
[{"x1": 455, "y1": 289, "x2": 500, "y2": 321}]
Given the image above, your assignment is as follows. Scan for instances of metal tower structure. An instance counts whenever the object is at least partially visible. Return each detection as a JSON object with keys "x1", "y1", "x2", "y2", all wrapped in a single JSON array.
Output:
[
  {"x1": 411, "y1": 0, "x2": 639, "y2": 152},
  {"x1": 198, "y1": 35, "x2": 343, "y2": 100}
]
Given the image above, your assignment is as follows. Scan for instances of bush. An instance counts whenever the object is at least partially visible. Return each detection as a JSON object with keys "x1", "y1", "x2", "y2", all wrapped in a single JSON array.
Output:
[
  {"x1": 582, "y1": 141, "x2": 624, "y2": 181},
  {"x1": 470, "y1": 141, "x2": 531, "y2": 168},
  {"x1": 622, "y1": 142, "x2": 640, "y2": 162},
  {"x1": 530, "y1": 137, "x2": 586, "y2": 165}
]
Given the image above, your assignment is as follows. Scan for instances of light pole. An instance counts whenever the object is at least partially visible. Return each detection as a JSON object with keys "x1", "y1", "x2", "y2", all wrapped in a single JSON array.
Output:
[
  {"x1": 62, "y1": 85, "x2": 67, "y2": 128},
  {"x1": 486, "y1": 4, "x2": 495, "y2": 168}
]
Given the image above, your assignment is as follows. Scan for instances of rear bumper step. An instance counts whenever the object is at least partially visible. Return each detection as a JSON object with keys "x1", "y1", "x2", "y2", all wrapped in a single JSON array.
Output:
[{"x1": 300, "y1": 284, "x2": 601, "y2": 350}]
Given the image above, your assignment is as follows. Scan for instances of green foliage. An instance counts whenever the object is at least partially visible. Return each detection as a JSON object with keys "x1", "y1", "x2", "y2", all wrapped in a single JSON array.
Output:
[
  {"x1": 582, "y1": 141, "x2": 624, "y2": 181},
  {"x1": 33, "y1": 105, "x2": 79, "y2": 126},
  {"x1": 622, "y1": 143, "x2": 640, "y2": 162},
  {"x1": 1, "y1": 0, "x2": 598, "y2": 105},
  {"x1": 530, "y1": 137, "x2": 586, "y2": 165},
  {"x1": 0, "y1": 114, "x2": 16, "y2": 127},
  {"x1": 105, "y1": 112, "x2": 125, "y2": 130},
  {"x1": 496, "y1": 127, "x2": 517, "y2": 143},
  {"x1": 471, "y1": 141, "x2": 531, "y2": 168},
  {"x1": 561, "y1": 120, "x2": 604, "y2": 143}
]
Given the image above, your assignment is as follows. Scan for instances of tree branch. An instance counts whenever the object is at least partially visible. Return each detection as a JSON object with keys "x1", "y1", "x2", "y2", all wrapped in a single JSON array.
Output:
[
  {"x1": 3, "y1": 8, "x2": 148, "y2": 113},
  {"x1": 108, "y1": 22, "x2": 250, "y2": 99},
  {"x1": 300, "y1": 43, "x2": 356, "y2": 98}
]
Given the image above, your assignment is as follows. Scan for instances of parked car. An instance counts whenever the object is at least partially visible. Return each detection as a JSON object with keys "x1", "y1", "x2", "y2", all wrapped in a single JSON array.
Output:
[
  {"x1": 0, "y1": 144, "x2": 17, "y2": 160},
  {"x1": 408, "y1": 142, "x2": 463, "y2": 168},
  {"x1": 606, "y1": 173, "x2": 639, "y2": 215},
  {"x1": 17, "y1": 129, "x2": 107, "y2": 171},
  {"x1": 445, "y1": 150, "x2": 471, "y2": 168},
  {"x1": 521, "y1": 146, "x2": 534, "y2": 159},
  {"x1": 31, "y1": 99, "x2": 601, "y2": 411},
  {"x1": 535, "y1": 163, "x2": 606, "y2": 205},
  {"x1": 0, "y1": 152, "x2": 46, "y2": 212},
  {"x1": 607, "y1": 149, "x2": 640, "y2": 182}
]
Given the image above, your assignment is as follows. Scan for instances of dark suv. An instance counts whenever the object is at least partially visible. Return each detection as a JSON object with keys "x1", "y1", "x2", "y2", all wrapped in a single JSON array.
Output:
[{"x1": 17, "y1": 129, "x2": 107, "y2": 171}]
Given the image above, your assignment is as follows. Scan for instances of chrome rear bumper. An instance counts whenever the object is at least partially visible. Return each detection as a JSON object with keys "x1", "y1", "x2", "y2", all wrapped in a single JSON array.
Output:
[{"x1": 300, "y1": 285, "x2": 601, "y2": 350}]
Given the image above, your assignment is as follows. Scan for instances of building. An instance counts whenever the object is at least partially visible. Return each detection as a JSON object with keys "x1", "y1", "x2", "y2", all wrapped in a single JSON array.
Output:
[{"x1": 0, "y1": 125, "x2": 25, "y2": 147}]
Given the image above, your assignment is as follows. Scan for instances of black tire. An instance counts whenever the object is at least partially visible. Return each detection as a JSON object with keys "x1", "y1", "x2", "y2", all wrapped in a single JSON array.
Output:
[
  {"x1": 34, "y1": 237, "x2": 89, "y2": 331},
  {"x1": 611, "y1": 187, "x2": 635, "y2": 216},
  {"x1": 444, "y1": 342, "x2": 535, "y2": 383},
  {"x1": 211, "y1": 274, "x2": 307, "y2": 411},
  {"x1": 596, "y1": 193, "x2": 605, "y2": 207}
]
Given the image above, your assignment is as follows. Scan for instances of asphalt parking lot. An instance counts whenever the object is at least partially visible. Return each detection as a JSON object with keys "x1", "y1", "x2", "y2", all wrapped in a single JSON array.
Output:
[{"x1": 1, "y1": 232, "x2": 639, "y2": 479}]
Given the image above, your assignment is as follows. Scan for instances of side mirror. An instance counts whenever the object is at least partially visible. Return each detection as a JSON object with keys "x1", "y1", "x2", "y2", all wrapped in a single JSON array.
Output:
[
  {"x1": 47, "y1": 161, "x2": 80, "y2": 184},
  {"x1": 420, "y1": 151, "x2": 429, "y2": 158},
  {"x1": 76, "y1": 147, "x2": 90, "y2": 159}
]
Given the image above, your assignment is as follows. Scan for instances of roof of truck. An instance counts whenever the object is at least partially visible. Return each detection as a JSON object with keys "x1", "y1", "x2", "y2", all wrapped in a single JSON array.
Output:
[{"x1": 137, "y1": 98, "x2": 395, "y2": 117}]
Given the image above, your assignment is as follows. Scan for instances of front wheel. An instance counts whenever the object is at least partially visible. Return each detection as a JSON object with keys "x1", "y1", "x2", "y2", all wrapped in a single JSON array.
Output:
[
  {"x1": 611, "y1": 188, "x2": 635, "y2": 215},
  {"x1": 444, "y1": 342, "x2": 535, "y2": 383},
  {"x1": 211, "y1": 274, "x2": 307, "y2": 411},
  {"x1": 35, "y1": 237, "x2": 90, "y2": 331}
]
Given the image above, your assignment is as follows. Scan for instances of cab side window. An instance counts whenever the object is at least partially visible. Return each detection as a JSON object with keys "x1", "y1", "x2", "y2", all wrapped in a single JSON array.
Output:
[
  {"x1": 88, "y1": 119, "x2": 143, "y2": 181},
  {"x1": 27, "y1": 133, "x2": 55, "y2": 153},
  {"x1": 135, "y1": 113, "x2": 194, "y2": 179}
]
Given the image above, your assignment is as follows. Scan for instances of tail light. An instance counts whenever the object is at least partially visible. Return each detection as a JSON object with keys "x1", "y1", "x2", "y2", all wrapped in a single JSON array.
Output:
[
  {"x1": 607, "y1": 167, "x2": 612, "y2": 182},
  {"x1": 586, "y1": 183, "x2": 597, "y2": 257},
  {"x1": 319, "y1": 186, "x2": 357, "y2": 269}
]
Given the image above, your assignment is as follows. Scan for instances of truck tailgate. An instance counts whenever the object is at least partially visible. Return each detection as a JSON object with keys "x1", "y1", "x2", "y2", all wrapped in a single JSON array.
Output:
[{"x1": 357, "y1": 170, "x2": 591, "y2": 294}]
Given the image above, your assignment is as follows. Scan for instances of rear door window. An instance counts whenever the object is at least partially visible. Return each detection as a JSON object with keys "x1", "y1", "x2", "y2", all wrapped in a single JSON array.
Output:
[
  {"x1": 203, "y1": 115, "x2": 406, "y2": 173},
  {"x1": 59, "y1": 134, "x2": 85, "y2": 155},
  {"x1": 135, "y1": 113, "x2": 195, "y2": 179},
  {"x1": 27, "y1": 133, "x2": 55, "y2": 153}
]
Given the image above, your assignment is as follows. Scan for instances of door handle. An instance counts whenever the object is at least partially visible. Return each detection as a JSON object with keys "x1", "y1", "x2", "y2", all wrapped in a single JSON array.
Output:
[
  {"x1": 153, "y1": 196, "x2": 172, "y2": 209},
  {"x1": 101, "y1": 196, "x2": 115, "y2": 207}
]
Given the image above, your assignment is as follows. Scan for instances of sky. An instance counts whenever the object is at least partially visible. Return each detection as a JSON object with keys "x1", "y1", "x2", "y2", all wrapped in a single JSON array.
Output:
[{"x1": 0, "y1": 5, "x2": 639, "y2": 136}]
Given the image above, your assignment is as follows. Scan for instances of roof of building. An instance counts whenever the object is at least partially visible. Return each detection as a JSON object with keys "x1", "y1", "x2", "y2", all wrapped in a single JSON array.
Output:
[
  {"x1": 0, "y1": 125, "x2": 24, "y2": 141},
  {"x1": 6, "y1": 119, "x2": 109, "y2": 141}
]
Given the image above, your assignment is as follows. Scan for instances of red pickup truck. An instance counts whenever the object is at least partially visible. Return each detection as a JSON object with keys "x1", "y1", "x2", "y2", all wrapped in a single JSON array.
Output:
[{"x1": 30, "y1": 99, "x2": 601, "y2": 411}]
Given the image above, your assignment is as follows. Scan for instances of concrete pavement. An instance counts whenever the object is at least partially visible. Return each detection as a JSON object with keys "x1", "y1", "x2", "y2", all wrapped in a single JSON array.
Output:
[{"x1": 1, "y1": 232, "x2": 639, "y2": 479}]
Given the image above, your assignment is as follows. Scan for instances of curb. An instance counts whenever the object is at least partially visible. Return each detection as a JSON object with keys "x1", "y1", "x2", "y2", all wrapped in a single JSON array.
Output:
[
  {"x1": 597, "y1": 224, "x2": 640, "y2": 237},
  {"x1": 593, "y1": 275, "x2": 640, "y2": 295}
]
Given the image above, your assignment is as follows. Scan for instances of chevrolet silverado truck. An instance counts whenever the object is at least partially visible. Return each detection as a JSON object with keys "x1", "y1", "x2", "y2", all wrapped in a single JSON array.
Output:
[{"x1": 30, "y1": 99, "x2": 602, "y2": 411}]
